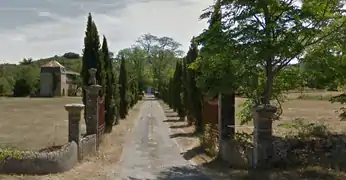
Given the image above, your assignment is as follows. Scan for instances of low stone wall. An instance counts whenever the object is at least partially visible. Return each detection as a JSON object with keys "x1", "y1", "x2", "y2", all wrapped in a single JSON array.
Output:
[
  {"x1": 220, "y1": 140, "x2": 253, "y2": 168},
  {"x1": 79, "y1": 134, "x2": 97, "y2": 160},
  {"x1": 220, "y1": 138, "x2": 294, "y2": 169},
  {"x1": 0, "y1": 72, "x2": 106, "y2": 175},
  {"x1": 0, "y1": 141, "x2": 78, "y2": 175}
]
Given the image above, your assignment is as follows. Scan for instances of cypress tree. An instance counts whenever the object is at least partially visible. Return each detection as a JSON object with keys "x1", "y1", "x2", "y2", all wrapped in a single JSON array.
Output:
[
  {"x1": 101, "y1": 35, "x2": 116, "y2": 132},
  {"x1": 210, "y1": 0, "x2": 235, "y2": 139},
  {"x1": 186, "y1": 40, "x2": 203, "y2": 133},
  {"x1": 172, "y1": 61, "x2": 185, "y2": 119},
  {"x1": 168, "y1": 78, "x2": 173, "y2": 108},
  {"x1": 81, "y1": 13, "x2": 102, "y2": 125},
  {"x1": 113, "y1": 72, "x2": 120, "y2": 124},
  {"x1": 119, "y1": 55, "x2": 128, "y2": 119},
  {"x1": 130, "y1": 79, "x2": 138, "y2": 106},
  {"x1": 91, "y1": 22, "x2": 103, "y2": 86},
  {"x1": 182, "y1": 55, "x2": 193, "y2": 125}
]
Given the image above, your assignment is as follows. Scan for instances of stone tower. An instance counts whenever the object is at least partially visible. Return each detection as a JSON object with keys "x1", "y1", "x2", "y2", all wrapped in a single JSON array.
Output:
[{"x1": 39, "y1": 60, "x2": 68, "y2": 97}]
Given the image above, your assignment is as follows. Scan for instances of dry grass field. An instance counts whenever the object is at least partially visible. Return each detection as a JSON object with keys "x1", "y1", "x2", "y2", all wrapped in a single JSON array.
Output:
[
  {"x1": 286, "y1": 91, "x2": 343, "y2": 100},
  {"x1": 0, "y1": 99, "x2": 144, "y2": 180},
  {"x1": 0, "y1": 97, "x2": 84, "y2": 151},
  {"x1": 235, "y1": 92, "x2": 346, "y2": 135},
  {"x1": 1, "y1": 91, "x2": 344, "y2": 151}
]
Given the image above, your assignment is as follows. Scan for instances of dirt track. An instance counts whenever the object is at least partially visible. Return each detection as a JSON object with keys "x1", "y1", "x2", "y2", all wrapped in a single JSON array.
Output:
[{"x1": 106, "y1": 96, "x2": 212, "y2": 180}]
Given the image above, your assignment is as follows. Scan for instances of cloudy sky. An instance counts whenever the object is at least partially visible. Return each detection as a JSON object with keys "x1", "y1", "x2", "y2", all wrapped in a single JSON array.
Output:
[{"x1": 0, "y1": 0, "x2": 213, "y2": 64}]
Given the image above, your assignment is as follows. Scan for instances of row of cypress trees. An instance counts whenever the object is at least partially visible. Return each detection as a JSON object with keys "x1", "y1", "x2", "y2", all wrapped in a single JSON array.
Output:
[
  {"x1": 81, "y1": 13, "x2": 140, "y2": 133},
  {"x1": 160, "y1": 40, "x2": 203, "y2": 133},
  {"x1": 118, "y1": 55, "x2": 142, "y2": 119}
]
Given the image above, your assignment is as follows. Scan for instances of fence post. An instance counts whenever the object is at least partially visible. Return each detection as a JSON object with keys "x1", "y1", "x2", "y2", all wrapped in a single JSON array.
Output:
[
  {"x1": 65, "y1": 103, "x2": 84, "y2": 160},
  {"x1": 85, "y1": 68, "x2": 101, "y2": 135},
  {"x1": 252, "y1": 104, "x2": 277, "y2": 168}
]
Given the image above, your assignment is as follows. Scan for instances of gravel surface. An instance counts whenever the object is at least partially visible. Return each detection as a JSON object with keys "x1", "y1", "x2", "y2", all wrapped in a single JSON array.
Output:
[{"x1": 109, "y1": 96, "x2": 212, "y2": 180}]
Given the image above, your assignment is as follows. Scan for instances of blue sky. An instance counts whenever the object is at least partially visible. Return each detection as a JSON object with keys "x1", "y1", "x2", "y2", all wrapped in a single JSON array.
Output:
[{"x1": 0, "y1": 0, "x2": 213, "y2": 63}]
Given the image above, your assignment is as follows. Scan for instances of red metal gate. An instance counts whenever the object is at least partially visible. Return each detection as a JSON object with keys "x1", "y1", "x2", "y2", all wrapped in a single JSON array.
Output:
[{"x1": 97, "y1": 96, "x2": 105, "y2": 141}]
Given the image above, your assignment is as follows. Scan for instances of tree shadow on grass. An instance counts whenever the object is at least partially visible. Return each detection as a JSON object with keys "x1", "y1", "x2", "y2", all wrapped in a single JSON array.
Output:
[
  {"x1": 156, "y1": 165, "x2": 212, "y2": 180},
  {"x1": 169, "y1": 124, "x2": 191, "y2": 129},
  {"x1": 165, "y1": 114, "x2": 178, "y2": 118},
  {"x1": 163, "y1": 119, "x2": 184, "y2": 123},
  {"x1": 126, "y1": 177, "x2": 151, "y2": 180},
  {"x1": 163, "y1": 107, "x2": 174, "y2": 111},
  {"x1": 144, "y1": 97, "x2": 157, "y2": 101},
  {"x1": 170, "y1": 132, "x2": 197, "y2": 138},
  {"x1": 163, "y1": 107, "x2": 175, "y2": 114},
  {"x1": 181, "y1": 145, "x2": 205, "y2": 161}
]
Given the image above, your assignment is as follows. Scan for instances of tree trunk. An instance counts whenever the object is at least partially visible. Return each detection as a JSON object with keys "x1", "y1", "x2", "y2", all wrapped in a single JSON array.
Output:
[
  {"x1": 219, "y1": 93, "x2": 235, "y2": 140},
  {"x1": 187, "y1": 113, "x2": 194, "y2": 126},
  {"x1": 262, "y1": 61, "x2": 274, "y2": 104},
  {"x1": 194, "y1": 95, "x2": 203, "y2": 133}
]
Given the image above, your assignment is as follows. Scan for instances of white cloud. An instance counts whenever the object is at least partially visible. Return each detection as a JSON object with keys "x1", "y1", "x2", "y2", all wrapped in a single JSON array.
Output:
[
  {"x1": 37, "y1": 11, "x2": 51, "y2": 17},
  {"x1": 0, "y1": 0, "x2": 213, "y2": 63},
  {"x1": 0, "y1": 7, "x2": 38, "y2": 11}
]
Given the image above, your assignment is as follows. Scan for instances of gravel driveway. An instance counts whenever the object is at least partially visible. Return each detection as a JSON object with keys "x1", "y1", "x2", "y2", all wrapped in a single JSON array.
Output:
[{"x1": 109, "y1": 96, "x2": 212, "y2": 180}]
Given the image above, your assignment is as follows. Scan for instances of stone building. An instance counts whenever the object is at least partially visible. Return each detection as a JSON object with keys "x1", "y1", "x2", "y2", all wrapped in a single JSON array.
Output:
[{"x1": 39, "y1": 60, "x2": 79, "y2": 97}]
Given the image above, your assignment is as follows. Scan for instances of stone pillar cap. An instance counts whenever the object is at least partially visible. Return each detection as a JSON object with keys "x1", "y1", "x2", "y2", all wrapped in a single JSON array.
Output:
[
  {"x1": 64, "y1": 103, "x2": 85, "y2": 111},
  {"x1": 88, "y1": 85, "x2": 102, "y2": 94},
  {"x1": 88, "y1": 68, "x2": 97, "y2": 72},
  {"x1": 255, "y1": 104, "x2": 277, "y2": 113},
  {"x1": 89, "y1": 84, "x2": 102, "y2": 88}
]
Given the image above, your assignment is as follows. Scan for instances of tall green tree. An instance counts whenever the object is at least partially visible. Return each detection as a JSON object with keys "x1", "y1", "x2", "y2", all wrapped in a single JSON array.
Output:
[
  {"x1": 136, "y1": 34, "x2": 182, "y2": 92},
  {"x1": 119, "y1": 55, "x2": 128, "y2": 119},
  {"x1": 81, "y1": 13, "x2": 103, "y2": 124},
  {"x1": 185, "y1": 40, "x2": 203, "y2": 132},
  {"x1": 219, "y1": 0, "x2": 346, "y2": 105},
  {"x1": 101, "y1": 36, "x2": 116, "y2": 132},
  {"x1": 172, "y1": 61, "x2": 185, "y2": 119},
  {"x1": 197, "y1": 0, "x2": 346, "y2": 124},
  {"x1": 118, "y1": 47, "x2": 146, "y2": 105},
  {"x1": 195, "y1": 0, "x2": 240, "y2": 96},
  {"x1": 13, "y1": 65, "x2": 40, "y2": 97},
  {"x1": 196, "y1": 0, "x2": 238, "y2": 139},
  {"x1": 0, "y1": 77, "x2": 12, "y2": 96}
]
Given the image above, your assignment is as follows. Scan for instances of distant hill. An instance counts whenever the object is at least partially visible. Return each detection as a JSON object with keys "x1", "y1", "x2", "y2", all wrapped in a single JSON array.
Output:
[
  {"x1": 33, "y1": 56, "x2": 82, "y2": 73},
  {"x1": 0, "y1": 55, "x2": 82, "y2": 74}
]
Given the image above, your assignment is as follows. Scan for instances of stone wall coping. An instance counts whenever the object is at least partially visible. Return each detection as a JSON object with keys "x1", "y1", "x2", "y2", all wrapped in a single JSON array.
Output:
[
  {"x1": 64, "y1": 103, "x2": 85, "y2": 111},
  {"x1": 0, "y1": 142, "x2": 78, "y2": 175},
  {"x1": 88, "y1": 85, "x2": 102, "y2": 92},
  {"x1": 254, "y1": 104, "x2": 277, "y2": 113}
]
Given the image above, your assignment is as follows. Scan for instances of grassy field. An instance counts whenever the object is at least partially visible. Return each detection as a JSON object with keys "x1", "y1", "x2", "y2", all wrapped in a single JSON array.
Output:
[
  {"x1": 0, "y1": 99, "x2": 144, "y2": 180},
  {"x1": 1, "y1": 91, "x2": 345, "y2": 151},
  {"x1": 286, "y1": 91, "x2": 343, "y2": 100},
  {"x1": 0, "y1": 97, "x2": 85, "y2": 151},
  {"x1": 234, "y1": 91, "x2": 346, "y2": 135}
]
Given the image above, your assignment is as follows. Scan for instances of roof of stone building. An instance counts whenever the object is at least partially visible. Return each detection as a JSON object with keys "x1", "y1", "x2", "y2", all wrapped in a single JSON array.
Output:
[
  {"x1": 40, "y1": 60, "x2": 79, "y2": 75},
  {"x1": 41, "y1": 60, "x2": 65, "y2": 68},
  {"x1": 66, "y1": 70, "x2": 80, "y2": 75}
]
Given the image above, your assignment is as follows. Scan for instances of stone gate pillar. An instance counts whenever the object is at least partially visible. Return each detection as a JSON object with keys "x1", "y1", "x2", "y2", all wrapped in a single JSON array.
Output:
[
  {"x1": 65, "y1": 103, "x2": 84, "y2": 160},
  {"x1": 252, "y1": 104, "x2": 277, "y2": 168},
  {"x1": 85, "y1": 68, "x2": 101, "y2": 135}
]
